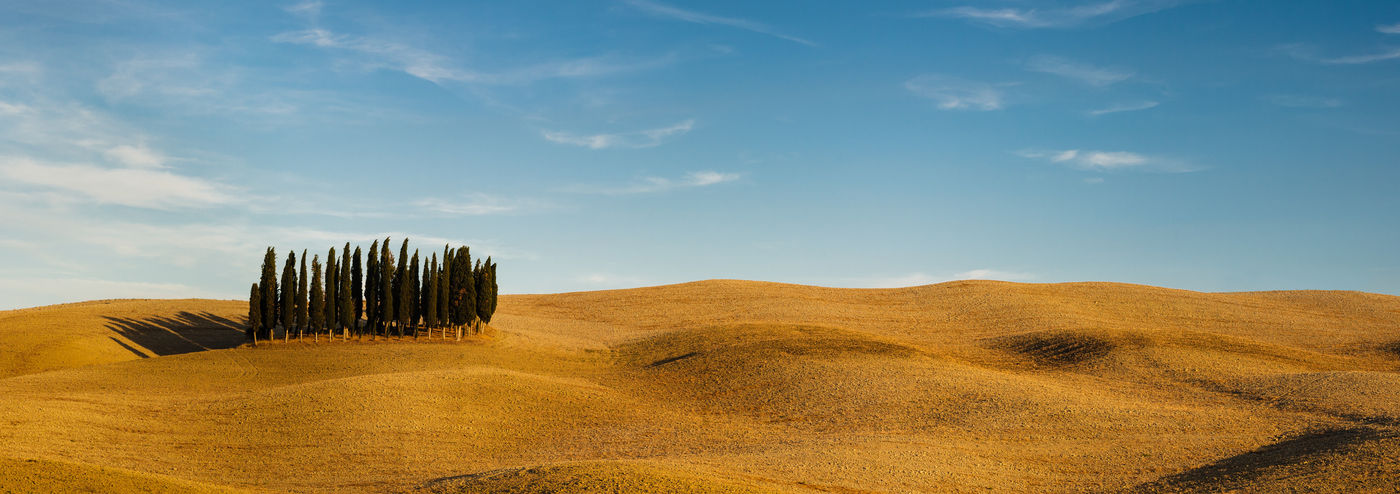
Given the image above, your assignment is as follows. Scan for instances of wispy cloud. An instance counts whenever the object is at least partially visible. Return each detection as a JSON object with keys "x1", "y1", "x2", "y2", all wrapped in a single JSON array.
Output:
[
  {"x1": 1323, "y1": 48, "x2": 1400, "y2": 65},
  {"x1": 565, "y1": 170, "x2": 741, "y2": 195},
  {"x1": 0, "y1": 278, "x2": 231, "y2": 309},
  {"x1": 1281, "y1": 43, "x2": 1400, "y2": 65},
  {"x1": 623, "y1": 0, "x2": 817, "y2": 47},
  {"x1": 1263, "y1": 94, "x2": 1343, "y2": 109},
  {"x1": 905, "y1": 75, "x2": 1009, "y2": 111},
  {"x1": 1026, "y1": 55, "x2": 1133, "y2": 86},
  {"x1": 413, "y1": 194, "x2": 540, "y2": 216},
  {"x1": 573, "y1": 272, "x2": 652, "y2": 287},
  {"x1": 1017, "y1": 148, "x2": 1198, "y2": 172},
  {"x1": 1088, "y1": 101, "x2": 1158, "y2": 116},
  {"x1": 0, "y1": 156, "x2": 239, "y2": 210},
  {"x1": 916, "y1": 1, "x2": 1185, "y2": 29},
  {"x1": 543, "y1": 119, "x2": 695, "y2": 149},
  {"x1": 853, "y1": 269, "x2": 1037, "y2": 288},
  {"x1": 1378, "y1": 23, "x2": 1400, "y2": 35},
  {"x1": 955, "y1": 269, "x2": 1038, "y2": 281},
  {"x1": 284, "y1": 0, "x2": 323, "y2": 18},
  {"x1": 103, "y1": 144, "x2": 169, "y2": 168},
  {"x1": 273, "y1": 28, "x2": 673, "y2": 86}
]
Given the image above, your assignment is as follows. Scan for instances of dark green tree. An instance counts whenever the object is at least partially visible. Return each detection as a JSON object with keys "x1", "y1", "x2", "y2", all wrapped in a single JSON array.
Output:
[
  {"x1": 352, "y1": 246, "x2": 363, "y2": 331},
  {"x1": 409, "y1": 250, "x2": 420, "y2": 333},
  {"x1": 248, "y1": 283, "x2": 260, "y2": 344},
  {"x1": 474, "y1": 258, "x2": 489, "y2": 332},
  {"x1": 484, "y1": 259, "x2": 498, "y2": 324},
  {"x1": 365, "y1": 239, "x2": 379, "y2": 335},
  {"x1": 326, "y1": 247, "x2": 338, "y2": 336},
  {"x1": 424, "y1": 254, "x2": 438, "y2": 333},
  {"x1": 340, "y1": 244, "x2": 352, "y2": 338},
  {"x1": 259, "y1": 247, "x2": 277, "y2": 340},
  {"x1": 451, "y1": 246, "x2": 476, "y2": 337},
  {"x1": 396, "y1": 239, "x2": 411, "y2": 334},
  {"x1": 296, "y1": 250, "x2": 308, "y2": 337},
  {"x1": 380, "y1": 238, "x2": 394, "y2": 336},
  {"x1": 281, "y1": 251, "x2": 297, "y2": 340},
  {"x1": 440, "y1": 245, "x2": 452, "y2": 329},
  {"x1": 309, "y1": 255, "x2": 324, "y2": 340}
]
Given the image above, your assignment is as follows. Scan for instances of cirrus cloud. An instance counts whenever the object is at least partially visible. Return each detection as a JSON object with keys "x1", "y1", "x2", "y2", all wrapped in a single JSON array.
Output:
[{"x1": 1016, "y1": 148, "x2": 1199, "y2": 172}]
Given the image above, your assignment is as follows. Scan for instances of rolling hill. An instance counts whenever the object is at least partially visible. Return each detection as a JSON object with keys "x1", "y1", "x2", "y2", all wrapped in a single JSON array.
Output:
[{"x1": 0, "y1": 280, "x2": 1397, "y2": 492}]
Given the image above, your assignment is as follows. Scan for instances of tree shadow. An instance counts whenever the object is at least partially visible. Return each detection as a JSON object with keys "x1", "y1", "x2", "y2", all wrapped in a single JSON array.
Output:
[
  {"x1": 1130, "y1": 427, "x2": 1390, "y2": 492},
  {"x1": 103, "y1": 311, "x2": 248, "y2": 357}
]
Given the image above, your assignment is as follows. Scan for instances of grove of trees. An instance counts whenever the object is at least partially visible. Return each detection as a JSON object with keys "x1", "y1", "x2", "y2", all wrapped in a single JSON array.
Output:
[{"x1": 247, "y1": 238, "x2": 498, "y2": 344}]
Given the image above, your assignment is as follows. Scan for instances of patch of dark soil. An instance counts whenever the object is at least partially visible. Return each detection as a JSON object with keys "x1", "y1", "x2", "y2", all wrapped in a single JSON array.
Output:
[{"x1": 1001, "y1": 332, "x2": 1115, "y2": 367}]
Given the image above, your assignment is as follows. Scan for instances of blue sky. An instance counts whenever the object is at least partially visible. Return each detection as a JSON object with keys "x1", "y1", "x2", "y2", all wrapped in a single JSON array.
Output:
[{"x1": 0, "y1": 0, "x2": 1397, "y2": 309}]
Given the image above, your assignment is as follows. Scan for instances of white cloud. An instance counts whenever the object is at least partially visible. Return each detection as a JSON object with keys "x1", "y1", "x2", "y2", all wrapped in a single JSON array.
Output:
[
  {"x1": 1017, "y1": 148, "x2": 1197, "y2": 172},
  {"x1": 103, "y1": 144, "x2": 168, "y2": 168},
  {"x1": 1323, "y1": 48, "x2": 1400, "y2": 65},
  {"x1": 1088, "y1": 101, "x2": 1158, "y2": 116},
  {"x1": 1283, "y1": 43, "x2": 1400, "y2": 65},
  {"x1": 0, "y1": 156, "x2": 238, "y2": 210},
  {"x1": 862, "y1": 272, "x2": 942, "y2": 288},
  {"x1": 272, "y1": 28, "x2": 673, "y2": 86},
  {"x1": 623, "y1": 0, "x2": 817, "y2": 47},
  {"x1": 543, "y1": 119, "x2": 694, "y2": 149},
  {"x1": 0, "y1": 278, "x2": 233, "y2": 309},
  {"x1": 917, "y1": 1, "x2": 1184, "y2": 29},
  {"x1": 905, "y1": 75, "x2": 1008, "y2": 111},
  {"x1": 566, "y1": 170, "x2": 741, "y2": 195},
  {"x1": 955, "y1": 269, "x2": 1037, "y2": 281},
  {"x1": 1263, "y1": 94, "x2": 1343, "y2": 109},
  {"x1": 1378, "y1": 23, "x2": 1400, "y2": 34},
  {"x1": 574, "y1": 273, "x2": 651, "y2": 286},
  {"x1": 853, "y1": 269, "x2": 1038, "y2": 288},
  {"x1": 0, "y1": 62, "x2": 41, "y2": 88},
  {"x1": 284, "y1": 0, "x2": 323, "y2": 18},
  {"x1": 413, "y1": 194, "x2": 531, "y2": 216},
  {"x1": 1026, "y1": 55, "x2": 1133, "y2": 86}
]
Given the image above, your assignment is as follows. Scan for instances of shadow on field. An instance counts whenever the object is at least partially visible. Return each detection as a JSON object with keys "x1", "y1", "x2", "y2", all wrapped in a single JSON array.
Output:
[
  {"x1": 1131, "y1": 427, "x2": 1390, "y2": 493},
  {"x1": 103, "y1": 311, "x2": 247, "y2": 358}
]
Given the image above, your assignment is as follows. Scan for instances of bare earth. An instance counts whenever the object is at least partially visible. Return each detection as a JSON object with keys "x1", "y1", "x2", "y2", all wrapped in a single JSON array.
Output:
[{"x1": 1, "y1": 280, "x2": 1398, "y2": 493}]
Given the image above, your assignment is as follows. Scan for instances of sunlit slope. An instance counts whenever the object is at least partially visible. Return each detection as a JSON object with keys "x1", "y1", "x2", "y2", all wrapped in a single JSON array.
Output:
[
  {"x1": 0, "y1": 280, "x2": 1397, "y2": 493},
  {"x1": 0, "y1": 299, "x2": 246, "y2": 378},
  {"x1": 500, "y1": 280, "x2": 1400, "y2": 355},
  {"x1": 0, "y1": 456, "x2": 254, "y2": 494}
]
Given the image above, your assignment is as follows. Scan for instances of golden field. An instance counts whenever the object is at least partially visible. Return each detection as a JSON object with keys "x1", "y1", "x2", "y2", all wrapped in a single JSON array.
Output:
[{"x1": 0, "y1": 280, "x2": 1398, "y2": 492}]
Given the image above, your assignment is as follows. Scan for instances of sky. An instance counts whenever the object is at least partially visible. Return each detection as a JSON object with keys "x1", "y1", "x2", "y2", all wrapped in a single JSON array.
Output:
[{"x1": 0, "y1": 0, "x2": 1397, "y2": 309}]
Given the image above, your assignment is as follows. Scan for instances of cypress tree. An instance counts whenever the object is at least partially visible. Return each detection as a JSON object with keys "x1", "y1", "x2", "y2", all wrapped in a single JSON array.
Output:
[
  {"x1": 380, "y1": 238, "x2": 394, "y2": 336},
  {"x1": 281, "y1": 251, "x2": 296, "y2": 340},
  {"x1": 409, "y1": 251, "x2": 421, "y2": 333},
  {"x1": 474, "y1": 258, "x2": 489, "y2": 333},
  {"x1": 259, "y1": 248, "x2": 277, "y2": 340},
  {"x1": 425, "y1": 255, "x2": 438, "y2": 335},
  {"x1": 365, "y1": 240, "x2": 379, "y2": 335},
  {"x1": 394, "y1": 237, "x2": 408, "y2": 333},
  {"x1": 309, "y1": 255, "x2": 324, "y2": 341},
  {"x1": 440, "y1": 246, "x2": 452, "y2": 329},
  {"x1": 248, "y1": 283, "x2": 260, "y2": 344},
  {"x1": 452, "y1": 246, "x2": 476, "y2": 337},
  {"x1": 485, "y1": 260, "x2": 498, "y2": 324},
  {"x1": 352, "y1": 246, "x2": 363, "y2": 330},
  {"x1": 326, "y1": 247, "x2": 338, "y2": 337},
  {"x1": 340, "y1": 244, "x2": 352, "y2": 338},
  {"x1": 296, "y1": 250, "x2": 308, "y2": 337}
]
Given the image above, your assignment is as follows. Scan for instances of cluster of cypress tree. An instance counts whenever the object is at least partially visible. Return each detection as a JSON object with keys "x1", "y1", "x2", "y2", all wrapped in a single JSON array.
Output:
[{"x1": 247, "y1": 238, "x2": 498, "y2": 344}]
